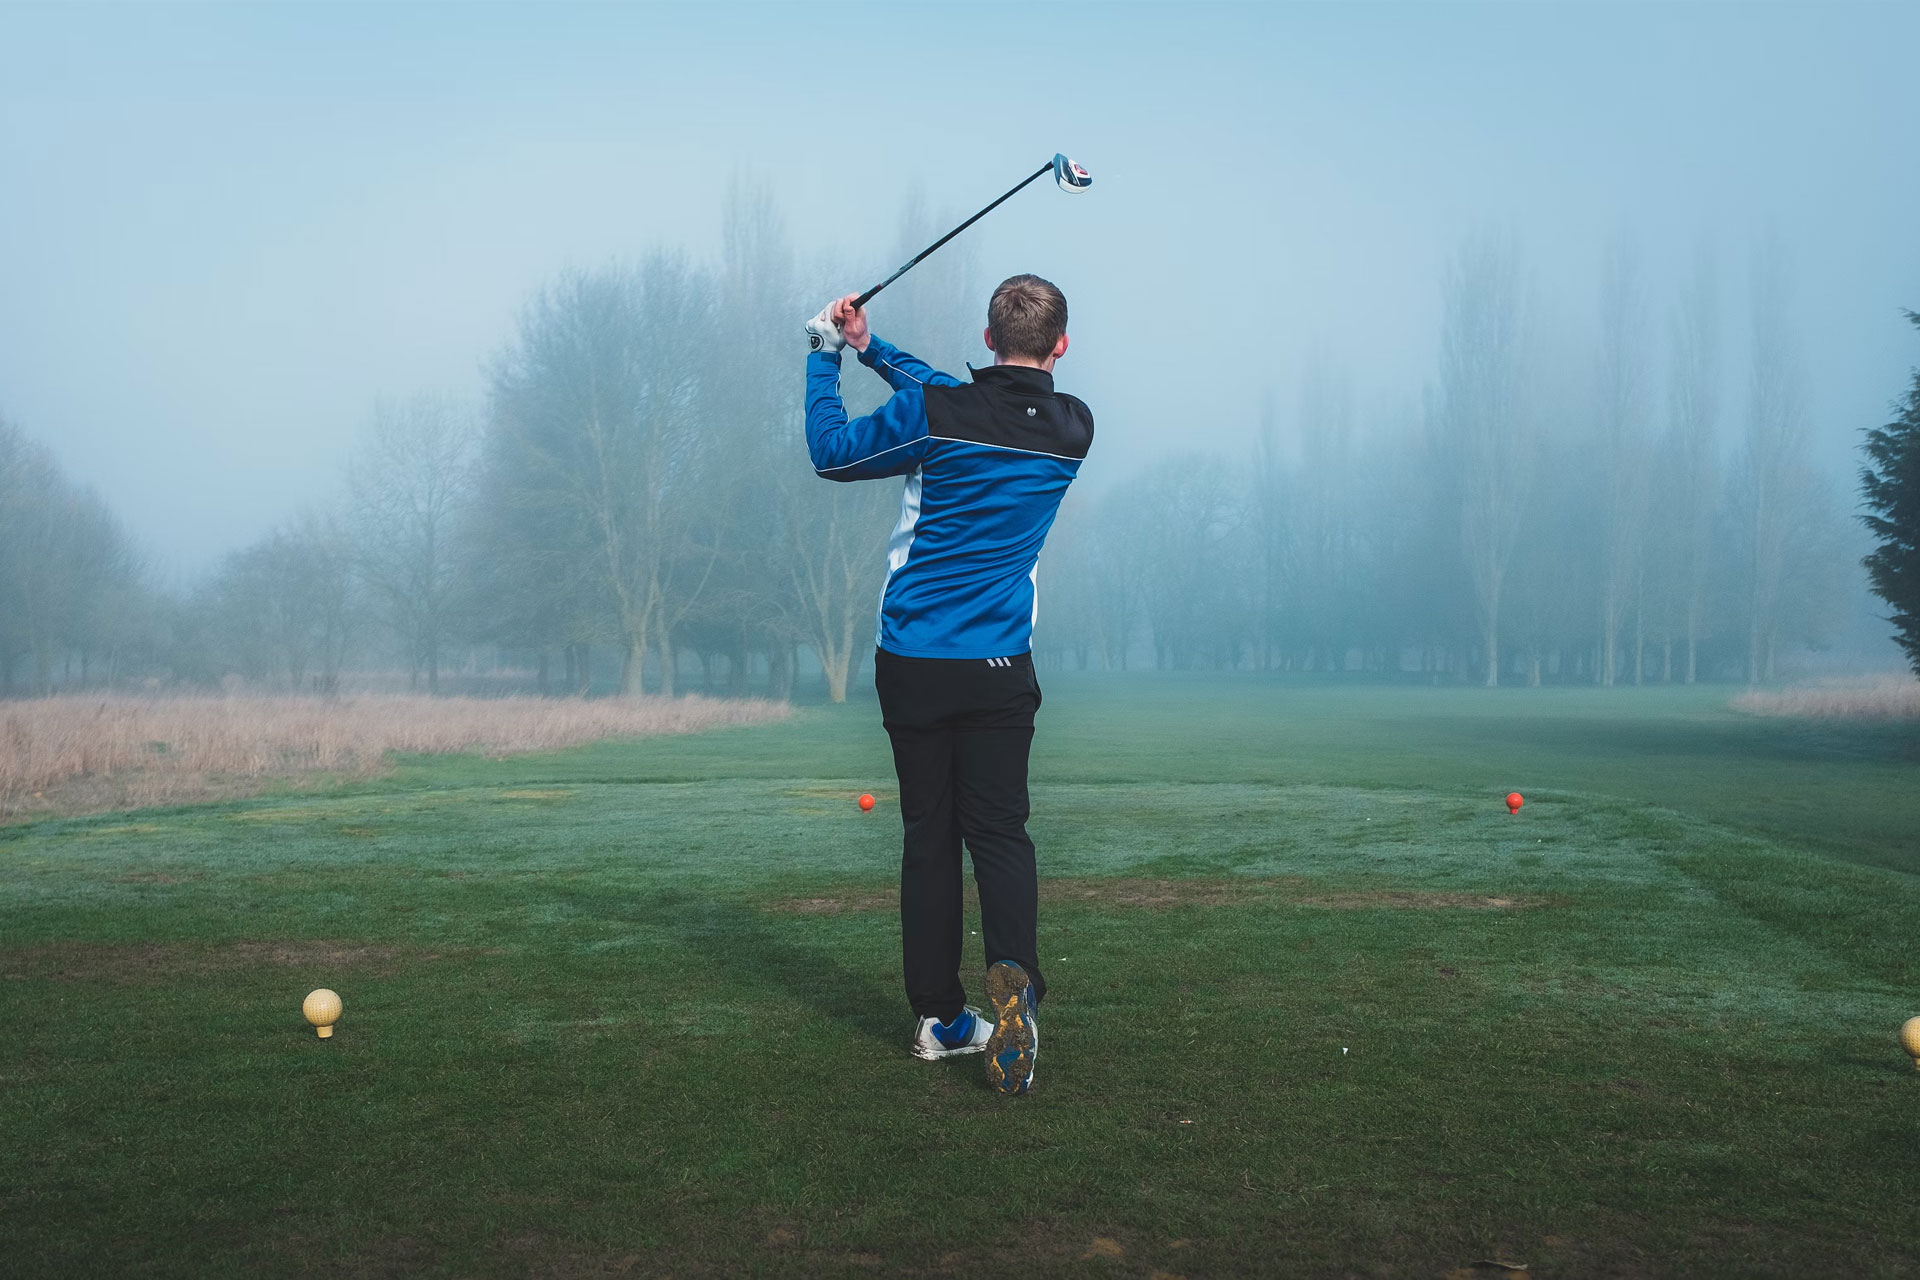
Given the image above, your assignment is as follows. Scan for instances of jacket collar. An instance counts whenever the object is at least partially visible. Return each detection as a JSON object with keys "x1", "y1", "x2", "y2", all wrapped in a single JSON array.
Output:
[{"x1": 968, "y1": 362, "x2": 1055, "y2": 394}]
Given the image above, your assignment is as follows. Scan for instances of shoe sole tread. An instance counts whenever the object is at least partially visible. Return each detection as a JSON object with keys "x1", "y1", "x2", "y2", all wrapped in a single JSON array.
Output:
[{"x1": 984, "y1": 962, "x2": 1036, "y2": 1095}]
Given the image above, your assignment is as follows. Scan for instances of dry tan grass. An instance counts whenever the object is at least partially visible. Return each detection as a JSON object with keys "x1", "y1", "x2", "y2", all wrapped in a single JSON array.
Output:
[
  {"x1": 1729, "y1": 677, "x2": 1920, "y2": 720},
  {"x1": 0, "y1": 693, "x2": 790, "y2": 822}
]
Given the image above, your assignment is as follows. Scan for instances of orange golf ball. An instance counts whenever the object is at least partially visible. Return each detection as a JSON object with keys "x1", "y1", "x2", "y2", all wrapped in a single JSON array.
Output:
[
  {"x1": 858, "y1": 793, "x2": 875, "y2": 812},
  {"x1": 1505, "y1": 792, "x2": 1524, "y2": 814}
]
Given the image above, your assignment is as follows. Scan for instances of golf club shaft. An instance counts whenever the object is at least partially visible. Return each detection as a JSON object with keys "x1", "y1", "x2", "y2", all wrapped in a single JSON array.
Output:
[{"x1": 851, "y1": 161, "x2": 1053, "y2": 311}]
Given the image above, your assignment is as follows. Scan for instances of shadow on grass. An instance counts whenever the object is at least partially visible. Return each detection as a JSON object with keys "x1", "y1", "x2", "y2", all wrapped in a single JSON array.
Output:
[{"x1": 544, "y1": 882, "x2": 902, "y2": 1049}]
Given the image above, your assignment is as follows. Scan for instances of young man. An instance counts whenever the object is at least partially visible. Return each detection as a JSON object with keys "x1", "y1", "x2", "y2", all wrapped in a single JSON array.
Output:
[{"x1": 803, "y1": 275, "x2": 1092, "y2": 1095}]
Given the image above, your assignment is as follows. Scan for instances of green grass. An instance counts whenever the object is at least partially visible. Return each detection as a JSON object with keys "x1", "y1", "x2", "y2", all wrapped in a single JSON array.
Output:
[{"x1": 3, "y1": 676, "x2": 1918, "y2": 1277}]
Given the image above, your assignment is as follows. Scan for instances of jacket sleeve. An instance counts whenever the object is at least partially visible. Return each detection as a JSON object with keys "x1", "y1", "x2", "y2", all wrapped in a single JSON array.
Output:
[
  {"x1": 858, "y1": 335, "x2": 965, "y2": 391},
  {"x1": 806, "y1": 349, "x2": 933, "y2": 481}
]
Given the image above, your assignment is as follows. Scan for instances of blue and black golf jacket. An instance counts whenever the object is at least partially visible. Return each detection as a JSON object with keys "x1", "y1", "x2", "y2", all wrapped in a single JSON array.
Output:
[{"x1": 805, "y1": 336, "x2": 1094, "y2": 659}]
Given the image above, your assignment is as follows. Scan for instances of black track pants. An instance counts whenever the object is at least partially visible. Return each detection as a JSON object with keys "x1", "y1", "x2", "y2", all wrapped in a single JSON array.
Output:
[{"x1": 874, "y1": 648, "x2": 1046, "y2": 1023}]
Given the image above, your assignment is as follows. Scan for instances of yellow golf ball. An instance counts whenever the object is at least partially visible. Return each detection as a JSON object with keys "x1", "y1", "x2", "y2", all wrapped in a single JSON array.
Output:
[{"x1": 303, "y1": 988, "x2": 343, "y2": 1038}]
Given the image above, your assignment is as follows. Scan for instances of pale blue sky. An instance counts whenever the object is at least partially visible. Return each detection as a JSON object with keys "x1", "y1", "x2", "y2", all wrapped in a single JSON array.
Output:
[{"x1": 2, "y1": 2, "x2": 1916, "y2": 572}]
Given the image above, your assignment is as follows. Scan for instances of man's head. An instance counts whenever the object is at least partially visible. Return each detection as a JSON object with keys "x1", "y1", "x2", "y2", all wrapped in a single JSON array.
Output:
[{"x1": 985, "y1": 274, "x2": 1069, "y2": 370}]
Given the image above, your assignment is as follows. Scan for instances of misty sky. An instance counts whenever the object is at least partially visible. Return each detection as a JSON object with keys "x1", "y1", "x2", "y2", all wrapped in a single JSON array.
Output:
[{"x1": 2, "y1": 2, "x2": 1916, "y2": 576}]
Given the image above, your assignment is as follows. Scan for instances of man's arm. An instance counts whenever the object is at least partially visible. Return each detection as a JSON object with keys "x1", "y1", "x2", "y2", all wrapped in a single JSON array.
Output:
[
  {"x1": 805, "y1": 349, "x2": 932, "y2": 482},
  {"x1": 827, "y1": 294, "x2": 964, "y2": 392},
  {"x1": 857, "y1": 335, "x2": 965, "y2": 392}
]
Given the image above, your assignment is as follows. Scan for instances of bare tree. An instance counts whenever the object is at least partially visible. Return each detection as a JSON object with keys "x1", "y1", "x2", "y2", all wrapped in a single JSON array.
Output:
[
  {"x1": 1663, "y1": 244, "x2": 1720, "y2": 683},
  {"x1": 1032, "y1": 488, "x2": 1102, "y2": 669},
  {"x1": 706, "y1": 179, "x2": 808, "y2": 699},
  {"x1": 208, "y1": 513, "x2": 353, "y2": 691},
  {"x1": 1248, "y1": 392, "x2": 1287, "y2": 670},
  {"x1": 781, "y1": 471, "x2": 895, "y2": 701},
  {"x1": 782, "y1": 197, "x2": 982, "y2": 702},
  {"x1": 0, "y1": 422, "x2": 27, "y2": 690},
  {"x1": 0, "y1": 423, "x2": 80, "y2": 692},
  {"x1": 489, "y1": 257, "x2": 720, "y2": 695},
  {"x1": 1506, "y1": 354, "x2": 1595, "y2": 687},
  {"x1": 1594, "y1": 235, "x2": 1652, "y2": 685},
  {"x1": 1437, "y1": 232, "x2": 1535, "y2": 686},
  {"x1": 0, "y1": 420, "x2": 144, "y2": 693},
  {"x1": 1739, "y1": 239, "x2": 1811, "y2": 683},
  {"x1": 776, "y1": 268, "x2": 895, "y2": 703},
  {"x1": 348, "y1": 395, "x2": 475, "y2": 693},
  {"x1": 464, "y1": 423, "x2": 603, "y2": 694},
  {"x1": 1097, "y1": 492, "x2": 1151, "y2": 672},
  {"x1": 1135, "y1": 457, "x2": 1246, "y2": 669},
  {"x1": 1292, "y1": 363, "x2": 1360, "y2": 671}
]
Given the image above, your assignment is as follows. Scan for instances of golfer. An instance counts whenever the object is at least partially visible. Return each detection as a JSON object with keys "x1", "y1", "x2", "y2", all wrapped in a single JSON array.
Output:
[{"x1": 804, "y1": 275, "x2": 1092, "y2": 1095}]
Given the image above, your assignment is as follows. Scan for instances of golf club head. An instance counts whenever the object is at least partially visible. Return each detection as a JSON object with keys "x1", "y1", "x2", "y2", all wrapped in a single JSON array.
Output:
[{"x1": 1053, "y1": 153, "x2": 1092, "y2": 193}]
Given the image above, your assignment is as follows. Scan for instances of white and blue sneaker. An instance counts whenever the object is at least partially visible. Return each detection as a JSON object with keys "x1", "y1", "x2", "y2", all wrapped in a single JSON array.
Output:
[
  {"x1": 984, "y1": 961, "x2": 1038, "y2": 1095},
  {"x1": 910, "y1": 1006, "x2": 992, "y2": 1060}
]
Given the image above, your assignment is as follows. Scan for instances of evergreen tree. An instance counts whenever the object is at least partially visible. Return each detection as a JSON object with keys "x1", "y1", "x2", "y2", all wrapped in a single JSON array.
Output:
[{"x1": 1859, "y1": 311, "x2": 1920, "y2": 676}]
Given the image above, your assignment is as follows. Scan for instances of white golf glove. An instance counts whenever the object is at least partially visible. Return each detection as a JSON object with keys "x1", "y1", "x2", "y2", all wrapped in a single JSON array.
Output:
[{"x1": 804, "y1": 305, "x2": 845, "y2": 354}]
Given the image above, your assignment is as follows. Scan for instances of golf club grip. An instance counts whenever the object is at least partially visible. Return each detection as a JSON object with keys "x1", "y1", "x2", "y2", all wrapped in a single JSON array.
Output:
[{"x1": 851, "y1": 161, "x2": 1054, "y2": 312}]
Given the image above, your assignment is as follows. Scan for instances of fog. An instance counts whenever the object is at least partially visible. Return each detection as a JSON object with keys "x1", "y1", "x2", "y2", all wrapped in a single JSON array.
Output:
[{"x1": 2, "y1": 2, "x2": 1917, "y2": 691}]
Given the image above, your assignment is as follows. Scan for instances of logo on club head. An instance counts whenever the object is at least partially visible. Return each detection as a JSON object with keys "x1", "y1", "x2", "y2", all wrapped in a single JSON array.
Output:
[{"x1": 1053, "y1": 153, "x2": 1092, "y2": 193}]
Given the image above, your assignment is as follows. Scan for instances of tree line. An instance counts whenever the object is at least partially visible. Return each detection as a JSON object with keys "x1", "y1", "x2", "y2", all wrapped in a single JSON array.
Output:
[
  {"x1": 1035, "y1": 235, "x2": 1861, "y2": 685},
  {"x1": 1, "y1": 199, "x2": 1898, "y2": 698},
  {"x1": 0, "y1": 185, "x2": 979, "y2": 700}
]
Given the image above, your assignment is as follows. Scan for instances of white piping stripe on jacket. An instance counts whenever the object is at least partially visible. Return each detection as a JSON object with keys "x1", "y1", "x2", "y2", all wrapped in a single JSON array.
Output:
[
  {"x1": 873, "y1": 354, "x2": 929, "y2": 386},
  {"x1": 928, "y1": 435, "x2": 1086, "y2": 463},
  {"x1": 819, "y1": 430, "x2": 1081, "y2": 477},
  {"x1": 815, "y1": 434, "x2": 931, "y2": 476},
  {"x1": 875, "y1": 469, "x2": 924, "y2": 647},
  {"x1": 1029, "y1": 558, "x2": 1041, "y2": 637}
]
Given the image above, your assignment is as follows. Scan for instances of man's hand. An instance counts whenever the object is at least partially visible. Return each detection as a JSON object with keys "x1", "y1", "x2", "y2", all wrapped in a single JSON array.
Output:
[
  {"x1": 805, "y1": 294, "x2": 872, "y2": 355},
  {"x1": 805, "y1": 304, "x2": 845, "y2": 354},
  {"x1": 830, "y1": 294, "x2": 871, "y2": 353}
]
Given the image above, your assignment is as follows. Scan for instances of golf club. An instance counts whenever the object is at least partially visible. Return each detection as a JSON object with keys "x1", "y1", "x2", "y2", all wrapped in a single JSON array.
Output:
[{"x1": 807, "y1": 153, "x2": 1091, "y2": 350}]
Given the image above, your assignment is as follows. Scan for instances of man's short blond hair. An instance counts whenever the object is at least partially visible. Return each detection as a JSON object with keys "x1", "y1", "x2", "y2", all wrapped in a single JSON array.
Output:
[{"x1": 988, "y1": 274, "x2": 1068, "y2": 362}]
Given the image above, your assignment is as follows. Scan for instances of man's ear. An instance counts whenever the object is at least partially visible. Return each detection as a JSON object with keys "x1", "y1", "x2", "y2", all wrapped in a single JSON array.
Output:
[
  {"x1": 983, "y1": 327, "x2": 996, "y2": 352},
  {"x1": 1053, "y1": 332, "x2": 1070, "y2": 360}
]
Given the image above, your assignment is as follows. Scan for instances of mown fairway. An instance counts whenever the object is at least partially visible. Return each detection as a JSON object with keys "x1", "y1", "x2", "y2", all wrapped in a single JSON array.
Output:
[{"x1": 3, "y1": 677, "x2": 1918, "y2": 1278}]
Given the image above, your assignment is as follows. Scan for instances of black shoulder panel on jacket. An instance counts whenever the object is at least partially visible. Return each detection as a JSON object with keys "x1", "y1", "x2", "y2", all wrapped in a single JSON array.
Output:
[{"x1": 923, "y1": 365, "x2": 1094, "y2": 462}]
